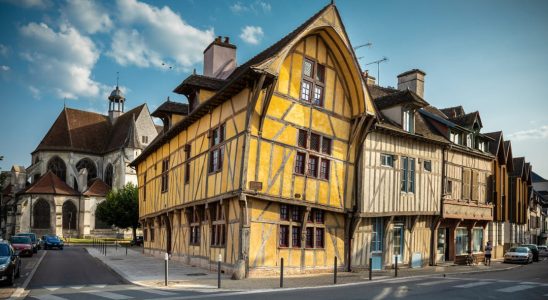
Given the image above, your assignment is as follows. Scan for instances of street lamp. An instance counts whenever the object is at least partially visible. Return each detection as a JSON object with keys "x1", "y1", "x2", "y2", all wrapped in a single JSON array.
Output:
[{"x1": 68, "y1": 211, "x2": 72, "y2": 245}]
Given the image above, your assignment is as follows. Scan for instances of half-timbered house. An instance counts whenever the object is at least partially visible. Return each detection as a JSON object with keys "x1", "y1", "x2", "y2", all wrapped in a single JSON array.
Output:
[
  {"x1": 131, "y1": 4, "x2": 376, "y2": 278},
  {"x1": 350, "y1": 71, "x2": 446, "y2": 269},
  {"x1": 509, "y1": 157, "x2": 532, "y2": 244}
]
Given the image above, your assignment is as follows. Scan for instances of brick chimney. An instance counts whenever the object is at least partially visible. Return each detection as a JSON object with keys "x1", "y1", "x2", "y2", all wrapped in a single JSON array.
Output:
[
  {"x1": 203, "y1": 36, "x2": 237, "y2": 79},
  {"x1": 397, "y1": 69, "x2": 426, "y2": 98}
]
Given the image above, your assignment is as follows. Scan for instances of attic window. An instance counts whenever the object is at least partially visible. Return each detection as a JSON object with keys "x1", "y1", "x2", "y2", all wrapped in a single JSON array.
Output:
[
  {"x1": 450, "y1": 131, "x2": 460, "y2": 144},
  {"x1": 466, "y1": 134, "x2": 473, "y2": 148},
  {"x1": 300, "y1": 58, "x2": 325, "y2": 107},
  {"x1": 402, "y1": 110, "x2": 414, "y2": 133},
  {"x1": 142, "y1": 136, "x2": 148, "y2": 144},
  {"x1": 478, "y1": 140, "x2": 486, "y2": 152}
]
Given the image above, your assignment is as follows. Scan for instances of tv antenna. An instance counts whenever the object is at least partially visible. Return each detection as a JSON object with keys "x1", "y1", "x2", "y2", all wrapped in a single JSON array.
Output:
[
  {"x1": 353, "y1": 42, "x2": 372, "y2": 50},
  {"x1": 365, "y1": 56, "x2": 389, "y2": 85}
]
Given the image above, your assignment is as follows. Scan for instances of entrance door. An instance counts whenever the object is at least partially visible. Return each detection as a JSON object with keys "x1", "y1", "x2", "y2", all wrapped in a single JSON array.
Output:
[
  {"x1": 437, "y1": 228, "x2": 449, "y2": 262},
  {"x1": 393, "y1": 225, "x2": 404, "y2": 264}
]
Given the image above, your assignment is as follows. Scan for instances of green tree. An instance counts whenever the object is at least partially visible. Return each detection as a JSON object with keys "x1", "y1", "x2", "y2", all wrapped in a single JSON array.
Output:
[{"x1": 96, "y1": 183, "x2": 139, "y2": 241}]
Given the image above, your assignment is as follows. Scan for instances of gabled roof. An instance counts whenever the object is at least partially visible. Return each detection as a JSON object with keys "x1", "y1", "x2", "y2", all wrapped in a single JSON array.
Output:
[
  {"x1": 105, "y1": 104, "x2": 146, "y2": 153},
  {"x1": 35, "y1": 107, "x2": 110, "y2": 154},
  {"x1": 151, "y1": 100, "x2": 189, "y2": 117},
  {"x1": 173, "y1": 74, "x2": 227, "y2": 95},
  {"x1": 485, "y1": 131, "x2": 503, "y2": 156},
  {"x1": 22, "y1": 171, "x2": 79, "y2": 196},
  {"x1": 449, "y1": 111, "x2": 482, "y2": 129},
  {"x1": 532, "y1": 171, "x2": 547, "y2": 182},
  {"x1": 440, "y1": 106, "x2": 465, "y2": 119},
  {"x1": 511, "y1": 157, "x2": 525, "y2": 177},
  {"x1": 367, "y1": 84, "x2": 398, "y2": 100},
  {"x1": 83, "y1": 178, "x2": 110, "y2": 197},
  {"x1": 132, "y1": 3, "x2": 371, "y2": 167},
  {"x1": 374, "y1": 90, "x2": 429, "y2": 110}
]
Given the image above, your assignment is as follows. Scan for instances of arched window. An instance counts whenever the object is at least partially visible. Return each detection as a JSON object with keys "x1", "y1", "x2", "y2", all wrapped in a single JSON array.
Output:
[
  {"x1": 62, "y1": 201, "x2": 77, "y2": 230},
  {"x1": 33, "y1": 199, "x2": 50, "y2": 229},
  {"x1": 104, "y1": 164, "x2": 114, "y2": 187},
  {"x1": 47, "y1": 156, "x2": 67, "y2": 182},
  {"x1": 76, "y1": 158, "x2": 97, "y2": 182}
]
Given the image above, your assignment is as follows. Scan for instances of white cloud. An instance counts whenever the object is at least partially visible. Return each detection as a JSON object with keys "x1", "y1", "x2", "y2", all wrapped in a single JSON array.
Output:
[
  {"x1": 508, "y1": 125, "x2": 548, "y2": 141},
  {"x1": 19, "y1": 22, "x2": 103, "y2": 99},
  {"x1": 230, "y1": 1, "x2": 271, "y2": 14},
  {"x1": 108, "y1": 0, "x2": 214, "y2": 70},
  {"x1": 0, "y1": 44, "x2": 9, "y2": 57},
  {"x1": 0, "y1": 65, "x2": 9, "y2": 71},
  {"x1": 239, "y1": 26, "x2": 264, "y2": 45},
  {"x1": 62, "y1": 0, "x2": 112, "y2": 34},
  {"x1": 29, "y1": 85, "x2": 41, "y2": 99},
  {"x1": 1, "y1": 0, "x2": 51, "y2": 9}
]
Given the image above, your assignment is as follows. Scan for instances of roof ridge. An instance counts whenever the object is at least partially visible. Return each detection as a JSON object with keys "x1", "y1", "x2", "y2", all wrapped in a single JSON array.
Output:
[{"x1": 64, "y1": 107, "x2": 74, "y2": 148}]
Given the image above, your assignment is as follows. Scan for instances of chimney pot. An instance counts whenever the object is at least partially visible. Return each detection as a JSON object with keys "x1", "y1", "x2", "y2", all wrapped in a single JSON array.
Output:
[
  {"x1": 203, "y1": 36, "x2": 237, "y2": 79},
  {"x1": 224, "y1": 37, "x2": 230, "y2": 43}
]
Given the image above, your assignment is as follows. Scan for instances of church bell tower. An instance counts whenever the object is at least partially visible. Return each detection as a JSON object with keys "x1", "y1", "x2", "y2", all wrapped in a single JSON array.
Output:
[{"x1": 108, "y1": 85, "x2": 125, "y2": 123}]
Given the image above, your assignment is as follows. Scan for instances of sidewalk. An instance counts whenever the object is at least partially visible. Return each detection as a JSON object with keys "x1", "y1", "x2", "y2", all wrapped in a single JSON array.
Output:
[{"x1": 86, "y1": 246, "x2": 522, "y2": 291}]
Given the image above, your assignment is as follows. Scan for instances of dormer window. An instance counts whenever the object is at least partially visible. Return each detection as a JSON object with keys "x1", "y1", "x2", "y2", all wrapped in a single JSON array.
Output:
[
  {"x1": 478, "y1": 140, "x2": 486, "y2": 152},
  {"x1": 402, "y1": 110, "x2": 414, "y2": 133},
  {"x1": 300, "y1": 58, "x2": 325, "y2": 107},
  {"x1": 450, "y1": 131, "x2": 460, "y2": 144},
  {"x1": 466, "y1": 133, "x2": 473, "y2": 148}
]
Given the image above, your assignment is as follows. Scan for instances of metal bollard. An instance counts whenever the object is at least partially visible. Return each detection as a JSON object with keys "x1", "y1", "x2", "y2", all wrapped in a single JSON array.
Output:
[
  {"x1": 280, "y1": 257, "x2": 284, "y2": 288},
  {"x1": 125, "y1": 245, "x2": 128, "y2": 256},
  {"x1": 218, "y1": 254, "x2": 222, "y2": 289},
  {"x1": 369, "y1": 257, "x2": 372, "y2": 280},
  {"x1": 115, "y1": 240, "x2": 118, "y2": 252},
  {"x1": 164, "y1": 252, "x2": 169, "y2": 286},
  {"x1": 394, "y1": 256, "x2": 398, "y2": 277},
  {"x1": 334, "y1": 256, "x2": 337, "y2": 284}
]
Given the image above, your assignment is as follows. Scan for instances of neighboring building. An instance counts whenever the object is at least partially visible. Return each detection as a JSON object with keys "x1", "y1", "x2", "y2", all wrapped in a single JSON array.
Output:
[
  {"x1": 508, "y1": 157, "x2": 532, "y2": 245},
  {"x1": 420, "y1": 105, "x2": 494, "y2": 264},
  {"x1": 1, "y1": 86, "x2": 159, "y2": 238},
  {"x1": 132, "y1": 4, "x2": 376, "y2": 278},
  {"x1": 532, "y1": 171, "x2": 548, "y2": 244},
  {"x1": 352, "y1": 71, "x2": 446, "y2": 269},
  {"x1": 484, "y1": 131, "x2": 513, "y2": 259},
  {"x1": 528, "y1": 190, "x2": 543, "y2": 245},
  {"x1": 0, "y1": 166, "x2": 26, "y2": 238}
]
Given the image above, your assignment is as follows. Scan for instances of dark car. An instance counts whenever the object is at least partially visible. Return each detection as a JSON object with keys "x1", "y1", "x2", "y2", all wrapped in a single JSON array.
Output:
[
  {"x1": 15, "y1": 233, "x2": 39, "y2": 253},
  {"x1": 43, "y1": 235, "x2": 64, "y2": 250},
  {"x1": 521, "y1": 244, "x2": 539, "y2": 262},
  {"x1": 9, "y1": 236, "x2": 33, "y2": 257},
  {"x1": 0, "y1": 241, "x2": 21, "y2": 285},
  {"x1": 131, "y1": 236, "x2": 144, "y2": 247}
]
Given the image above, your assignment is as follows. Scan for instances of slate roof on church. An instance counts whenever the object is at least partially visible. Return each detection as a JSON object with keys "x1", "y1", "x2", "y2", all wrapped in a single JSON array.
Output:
[
  {"x1": 34, "y1": 105, "x2": 147, "y2": 155},
  {"x1": 83, "y1": 178, "x2": 111, "y2": 197},
  {"x1": 22, "y1": 171, "x2": 79, "y2": 196}
]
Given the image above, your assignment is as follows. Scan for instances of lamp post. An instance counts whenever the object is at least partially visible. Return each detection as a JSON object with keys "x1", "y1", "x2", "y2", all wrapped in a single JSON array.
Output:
[{"x1": 68, "y1": 211, "x2": 72, "y2": 245}]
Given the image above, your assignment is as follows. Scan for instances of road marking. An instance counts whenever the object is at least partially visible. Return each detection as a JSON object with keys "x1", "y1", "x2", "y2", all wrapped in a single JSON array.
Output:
[
  {"x1": 70, "y1": 285, "x2": 85, "y2": 289},
  {"x1": 497, "y1": 285, "x2": 535, "y2": 293},
  {"x1": 372, "y1": 287, "x2": 392, "y2": 300},
  {"x1": 386, "y1": 277, "x2": 424, "y2": 284},
  {"x1": 418, "y1": 279, "x2": 456, "y2": 286},
  {"x1": 44, "y1": 286, "x2": 62, "y2": 291},
  {"x1": 132, "y1": 288, "x2": 176, "y2": 296},
  {"x1": 454, "y1": 281, "x2": 493, "y2": 288},
  {"x1": 91, "y1": 284, "x2": 108, "y2": 288},
  {"x1": 8, "y1": 250, "x2": 47, "y2": 300},
  {"x1": 33, "y1": 295, "x2": 67, "y2": 300},
  {"x1": 87, "y1": 291, "x2": 133, "y2": 299}
]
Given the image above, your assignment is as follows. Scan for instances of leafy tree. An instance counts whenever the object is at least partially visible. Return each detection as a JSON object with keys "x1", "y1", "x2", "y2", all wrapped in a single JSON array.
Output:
[{"x1": 96, "y1": 183, "x2": 139, "y2": 241}]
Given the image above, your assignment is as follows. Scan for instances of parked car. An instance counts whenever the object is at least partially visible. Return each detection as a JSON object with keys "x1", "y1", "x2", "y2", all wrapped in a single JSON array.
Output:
[
  {"x1": 520, "y1": 244, "x2": 539, "y2": 262},
  {"x1": 15, "y1": 233, "x2": 39, "y2": 253},
  {"x1": 0, "y1": 241, "x2": 21, "y2": 285},
  {"x1": 9, "y1": 236, "x2": 33, "y2": 257},
  {"x1": 504, "y1": 246, "x2": 533, "y2": 264},
  {"x1": 42, "y1": 235, "x2": 64, "y2": 250},
  {"x1": 537, "y1": 245, "x2": 547, "y2": 256},
  {"x1": 131, "y1": 236, "x2": 144, "y2": 246}
]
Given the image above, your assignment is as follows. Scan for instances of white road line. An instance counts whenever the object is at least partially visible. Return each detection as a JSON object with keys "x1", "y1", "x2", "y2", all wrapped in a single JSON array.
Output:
[
  {"x1": 8, "y1": 250, "x2": 47, "y2": 300},
  {"x1": 138, "y1": 289, "x2": 177, "y2": 296},
  {"x1": 87, "y1": 291, "x2": 133, "y2": 299},
  {"x1": 69, "y1": 285, "x2": 84, "y2": 289},
  {"x1": 33, "y1": 295, "x2": 67, "y2": 300},
  {"x1": 497, "y1": 285, "x2": 535, "y2": 293},
  {"x1": 43, "y1": 286, "x2": 62, "y2": 291},
  {"x1": 417, "y1": 279, "x2": 456, "y2": 286},
  {"x1": 454, "y1": 281, "x2": 493, "y2": 288},
  {"x1": 386, "y1": 278, "x2": 424, "y2": 284}
]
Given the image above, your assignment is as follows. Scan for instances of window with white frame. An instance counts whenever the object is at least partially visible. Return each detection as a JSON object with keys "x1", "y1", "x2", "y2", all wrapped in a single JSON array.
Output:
[
  {"x1": 450, "y1": 131, "x2": 460, "y2": 144},
  {"x1": 466, "y1": 133, "x2": 472, "y2": 148},
  {"x1": 380, "y1": 154, "x2": 394, "y2": 167},
  {"x1": 402, "y1": 110, "x2": 414, "y2": 133}
]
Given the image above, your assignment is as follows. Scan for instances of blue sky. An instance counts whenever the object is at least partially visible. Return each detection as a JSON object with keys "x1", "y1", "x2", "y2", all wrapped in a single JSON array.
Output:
[{"x1": 0, "y1": 0, "x2": 547, "y2": 177}]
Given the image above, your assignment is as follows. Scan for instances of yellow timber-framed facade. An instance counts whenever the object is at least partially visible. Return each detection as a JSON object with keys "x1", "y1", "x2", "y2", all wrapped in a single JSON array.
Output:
[{"x1": 131, "y1": 4, "x2": 376, "y2": 278}]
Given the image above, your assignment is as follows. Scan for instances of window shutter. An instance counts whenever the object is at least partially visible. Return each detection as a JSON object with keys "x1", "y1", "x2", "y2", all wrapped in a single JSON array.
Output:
[
  {"x1": 472, "y1": 170, "x2": 479, "y2": 201},
  {"x1": 462, "y1": 169, "x2": 471, "y2": 200}
]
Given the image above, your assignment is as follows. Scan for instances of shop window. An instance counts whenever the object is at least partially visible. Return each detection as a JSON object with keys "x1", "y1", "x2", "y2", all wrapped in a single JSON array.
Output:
[{"x1": 455, "y1": 228, "x2": 469, "y2": 255}]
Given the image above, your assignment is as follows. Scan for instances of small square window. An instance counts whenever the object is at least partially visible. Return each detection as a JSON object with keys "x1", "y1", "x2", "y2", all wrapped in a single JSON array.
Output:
[
  {"x1": 291, "y1": 206, "x2": 300, "y2": 222},
  {"x1": 381, "y1": 154, "x2": 394, "y2": 167},
  {"x1": 306, "y1": 227, "x2": 314, "y2": 248},
  {"x1": 312, "y1": 85, "x2": 323, "y2": 106},
  {"x1": 319, "y1": 159, "x2": 330, "y2": 180},
  {"x1": 292, "y1": 227, "x2": 301, "y2": 248},
  {"x1": 295, "y1": 152, "x2": 306, "y2": 175},
  {"x1": 308, "y1": 155, "x2": 319, "y2": 177},
  {"x1": 280, "y1": 205, "x2": 289, "y2": 221},
  {"x1": 279, "y1": 225, "x2": 289, "y2": 247},
  {"x1": 142, "y1": 135, "x2": 148, "y2": 144},
  {"x1": 321, "y1": 137, "x2": 332, "y2": 155},
  {"x1": 301, "y1": 80, "x2": 312, "y2": 102},
  {"x1": 424, "y1": 160, "x2": 432, "y2": 172},
  {"x1": 316, "y1": 64, "x2": 325, "y2": 83},
  {"x1": 310, "y1": 133, "x2": 320, "y2": 152},
  {"x1": 315, "y1": 210, "x2": 324, "y2": 223},
  {"x1": 315, "y1": 228, "x2": 324, "y2": 248},
  {"x1": 298, "y1": 130, "x2": 308, "y2": 148},
  {"x1": 303, "y1": 59, "x2": 314, "y2": 78}
]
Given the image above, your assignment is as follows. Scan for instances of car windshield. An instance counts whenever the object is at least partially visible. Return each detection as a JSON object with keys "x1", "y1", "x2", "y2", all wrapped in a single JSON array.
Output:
[
  {"x1": 46, "y1": 236, "x2": 60, "y2": 242},
  {"x1": 17, "y1": 234, "x2": 36, "y2": 242},
  {"x1": 10, "y1": 236, "x2": 31, "y2": 244},
  {"x1": 0, "y1": 244, "x2": 10, "y2": 256},
  {"x1": 509, "y1": 247, "x2": 528, "y2": 253}
]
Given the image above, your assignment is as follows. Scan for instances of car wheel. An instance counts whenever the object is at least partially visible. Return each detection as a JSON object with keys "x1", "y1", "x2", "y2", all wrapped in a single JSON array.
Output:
[{"x1": 15, "y1": 264, "x2": 21, "y2": 278}]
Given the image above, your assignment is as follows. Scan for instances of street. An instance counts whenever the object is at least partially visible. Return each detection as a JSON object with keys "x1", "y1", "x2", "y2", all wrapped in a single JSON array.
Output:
[{"x1": 0, "y1": 246, "x2": 544, "y2": 300}]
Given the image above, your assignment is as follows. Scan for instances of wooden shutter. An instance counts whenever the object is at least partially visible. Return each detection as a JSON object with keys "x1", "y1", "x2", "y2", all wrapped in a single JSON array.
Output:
[
  {"x1": 462, "y1": 169, "x2": 471, "y2": 200},
  {"x1": 472, "y1": 170, "x2": 479, "y2": 201}
]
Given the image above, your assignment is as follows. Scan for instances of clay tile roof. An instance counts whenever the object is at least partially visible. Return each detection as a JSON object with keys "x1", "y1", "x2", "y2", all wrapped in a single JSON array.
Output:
[
  {"x1": 374, "y1": 90, "x2": 429, "y2": 110},
  {"x1": 23, "y1": 171, "x2": 79, "y2": 196},
  {"x1": 151, "y1": 100, "x2": 189, "y2": 117},
  {"x1": 105, "y1": 104, "x2": 145, "y2": 153},
  {"x1": 440, "y1": 106, "x2": 465, "y2": 119},
  {"x1": 35, "y1": 107, "x2": 110, "y2": 154},
  {"x1": 173, "y1": 75, "x2": 227, "y2": 95},
  {"x1": 83, "y1": 178, "x2": 111, "y2": 197}
]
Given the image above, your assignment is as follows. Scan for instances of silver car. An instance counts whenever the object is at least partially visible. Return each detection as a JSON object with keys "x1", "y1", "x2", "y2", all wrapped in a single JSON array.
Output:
[
  {"x1": 538, "y1": 245, "x2": 548, "y2": 256},
  {"x1": 504, "y1": 247, "x2": 533, "y2": 264}
]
